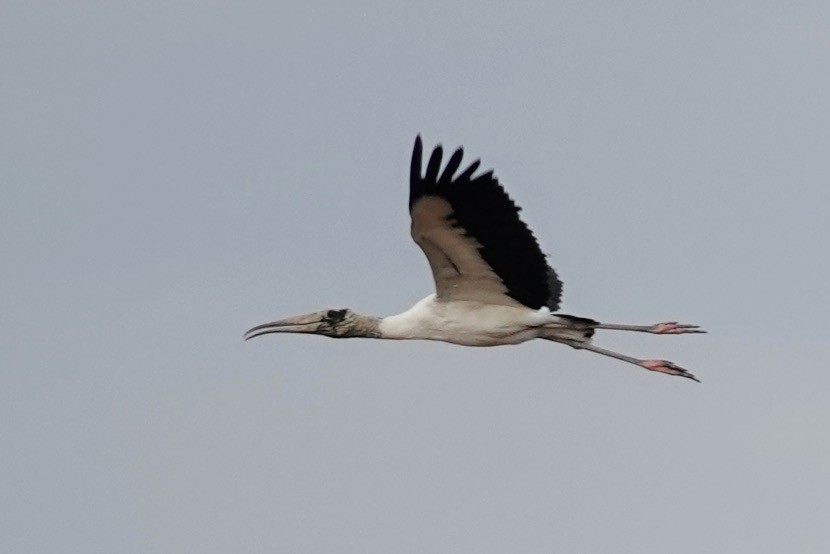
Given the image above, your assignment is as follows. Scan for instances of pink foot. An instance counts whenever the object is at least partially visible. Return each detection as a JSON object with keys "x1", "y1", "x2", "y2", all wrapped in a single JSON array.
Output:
[
  {"x1": 649, "y1": 321, "x2": 706, "y2": 335},
  {"x1": 640, "y1": 359, "x2": 700, "y2": 382}
]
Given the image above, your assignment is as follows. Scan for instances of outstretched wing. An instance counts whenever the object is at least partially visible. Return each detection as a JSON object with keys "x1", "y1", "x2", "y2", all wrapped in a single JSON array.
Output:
[{"x1": 408, "y1": 136, "x2": 562, "y2": 311}]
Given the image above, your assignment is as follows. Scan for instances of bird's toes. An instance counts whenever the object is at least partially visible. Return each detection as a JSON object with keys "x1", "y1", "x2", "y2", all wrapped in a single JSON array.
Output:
[
  {"x1": 650, "y1": 322, "x2": 707, "y2": 335},
  {"x1": 639, "y1": 359, "x2": 700, "y2": 383}
]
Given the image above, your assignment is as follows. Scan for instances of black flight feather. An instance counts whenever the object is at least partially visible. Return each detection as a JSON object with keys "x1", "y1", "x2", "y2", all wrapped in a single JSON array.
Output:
[{"x1": 409, "y1": 135, "x2": 563, "y2": 311}]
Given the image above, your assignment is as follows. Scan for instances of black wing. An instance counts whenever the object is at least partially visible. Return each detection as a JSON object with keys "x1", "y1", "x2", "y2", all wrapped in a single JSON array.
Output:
[{"x1": 409, "y1": 135, "x2": 562, "y2": 311}]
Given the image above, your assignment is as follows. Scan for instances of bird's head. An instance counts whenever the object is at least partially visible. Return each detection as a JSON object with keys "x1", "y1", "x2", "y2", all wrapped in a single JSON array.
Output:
[{"x1": 244, "y1": 308, "x2": 378, "y2": 340}]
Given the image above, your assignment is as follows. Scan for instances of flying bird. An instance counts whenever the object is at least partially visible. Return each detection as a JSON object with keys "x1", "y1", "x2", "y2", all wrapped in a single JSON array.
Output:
[{"x1": 245, "y1": 136, "x2": 705, "y2": 381}]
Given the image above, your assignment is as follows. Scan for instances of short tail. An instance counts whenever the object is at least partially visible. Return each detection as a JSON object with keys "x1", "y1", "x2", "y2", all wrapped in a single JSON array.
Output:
[{"x1": 541, "y1": 314, "x2": 598, "y2": 343}]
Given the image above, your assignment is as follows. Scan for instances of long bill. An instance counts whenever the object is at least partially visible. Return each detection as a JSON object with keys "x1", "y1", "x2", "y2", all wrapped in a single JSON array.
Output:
[{"x1": 243, "y1": 311, "x2": 325, "y2": 341}]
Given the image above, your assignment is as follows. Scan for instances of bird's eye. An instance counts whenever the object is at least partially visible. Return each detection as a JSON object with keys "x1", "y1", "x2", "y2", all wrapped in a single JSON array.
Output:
[{"x1": 326, "y1": 309, "x2": 347, "y2": 321}]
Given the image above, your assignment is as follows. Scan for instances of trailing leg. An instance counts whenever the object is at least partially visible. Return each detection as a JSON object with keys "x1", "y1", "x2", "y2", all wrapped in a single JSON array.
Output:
[
  {"x1": 594, "y1": 321, "x2": 706, "y2": 335},
  {"x1": 550, "y1": 338, "x2": 700, "y2": 382}
]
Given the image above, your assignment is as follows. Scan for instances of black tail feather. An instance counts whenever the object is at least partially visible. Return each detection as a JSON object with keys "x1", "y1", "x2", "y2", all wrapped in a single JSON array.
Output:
[{"x1": 556, "y1": 314, "x2": 598, "y2": 338}]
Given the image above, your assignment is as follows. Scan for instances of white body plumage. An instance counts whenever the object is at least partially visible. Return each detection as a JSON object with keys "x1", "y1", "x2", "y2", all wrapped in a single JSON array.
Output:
[{"x1": 379, "y1": 294, "x2": 584, "y2": 346}]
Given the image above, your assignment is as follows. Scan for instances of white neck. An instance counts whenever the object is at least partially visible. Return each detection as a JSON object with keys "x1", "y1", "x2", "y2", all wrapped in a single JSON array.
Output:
[{"x1": 378, "y1": 295, "x2": 438, "y2": 340}]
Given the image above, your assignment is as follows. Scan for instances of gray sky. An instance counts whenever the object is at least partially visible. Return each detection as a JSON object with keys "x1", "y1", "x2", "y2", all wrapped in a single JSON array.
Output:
[{"x1": 3, "y1": 2, "x2": 830, "y2": 552}]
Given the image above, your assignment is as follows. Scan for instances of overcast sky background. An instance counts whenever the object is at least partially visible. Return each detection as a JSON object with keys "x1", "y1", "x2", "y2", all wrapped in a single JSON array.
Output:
[{"x1": 3, "y1": 2, "x2": 830, "y2": 552}]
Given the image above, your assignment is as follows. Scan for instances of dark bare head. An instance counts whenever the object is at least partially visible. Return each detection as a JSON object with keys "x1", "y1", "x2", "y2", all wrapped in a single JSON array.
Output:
[{"x1": 244, "y1": 308, "x2": 380, "y2": 340}]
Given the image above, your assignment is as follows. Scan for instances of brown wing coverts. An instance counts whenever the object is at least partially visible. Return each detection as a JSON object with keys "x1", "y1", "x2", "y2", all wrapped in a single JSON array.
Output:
[{"x1": 409, "y1": 136, "x2": 562, "y2": 311}]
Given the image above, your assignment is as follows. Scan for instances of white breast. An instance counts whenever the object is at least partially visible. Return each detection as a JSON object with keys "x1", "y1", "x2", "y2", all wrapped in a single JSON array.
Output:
[{"x1": 379, "y1": 294, "x2": 553, "y2": 346}]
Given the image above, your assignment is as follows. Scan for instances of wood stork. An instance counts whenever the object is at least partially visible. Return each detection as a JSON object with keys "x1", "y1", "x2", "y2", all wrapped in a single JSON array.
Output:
[{"x1": 245, "y1": 136, "x2": 705, "y2": 381}]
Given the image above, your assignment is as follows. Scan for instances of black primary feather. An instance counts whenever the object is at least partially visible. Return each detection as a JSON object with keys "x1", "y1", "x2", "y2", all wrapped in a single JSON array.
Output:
[{"x1": 409, "y1": 135, "x2": 562, "y2": 311}]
